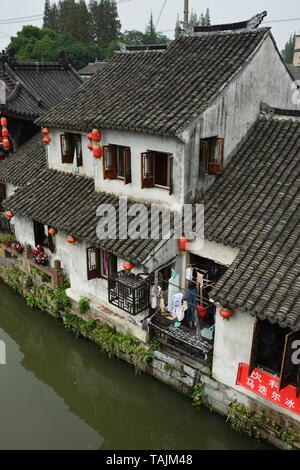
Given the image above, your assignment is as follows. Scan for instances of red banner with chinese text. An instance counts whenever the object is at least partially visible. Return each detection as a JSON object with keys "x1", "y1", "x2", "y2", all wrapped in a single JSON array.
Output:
[{"x1": 236, "y1": 363, "x2": 300, "y2": 416}]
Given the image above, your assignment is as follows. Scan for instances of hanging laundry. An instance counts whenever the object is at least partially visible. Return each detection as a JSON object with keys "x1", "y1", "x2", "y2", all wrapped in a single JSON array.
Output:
[
  {"x1": 186, "y1": 267, "x2": 193, "y2": 281},
  {"x1": 167, "y1": 271, "x2": 180, "y2": 313},
  {"x1": 186, "y1": 286, "x2": 198, "y2": 323},
  {"x1": 151, "y1": 286, "x2": 161, "y2": 309},
  {"x1": 172, "y1": 292, "x2": 184, "y2": 321},
  {"x1": 197, "y1": 305, "x2": 207, "y2": 318}
]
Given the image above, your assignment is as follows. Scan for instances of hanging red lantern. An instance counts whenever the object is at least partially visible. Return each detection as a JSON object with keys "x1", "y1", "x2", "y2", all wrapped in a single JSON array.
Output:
[
  {"x1": 48, "y1": 228, "x2": 58, "y2": 237},
  {"x1": 2, "y1": 128, "x2": 8, "y2": 137},
  {"x1": 1, "y1": 117, "x2": 7, "y2": 126},
  {"x1": 220, "y1": 308, "x2": 234, "y2": 321},
  {"x1": 87, "y1": 132, "x2": 93, "y2": 141},
  {"x1": 42, "y1": 136, "x2": 51, "y2": 145},
  {"x1": 178, "y1": 237, "x2": 188, "y2": 252},
  {"x1": 42, "y1": 128, "x2": 50, "y2": 135},
  {"x1": 92, "y1": 129, "x2": 101, "y2": 142},
  {"x1": 5, "y1": 210, "x2": 14, "y2": 219},
  {"x1": 123, "y1": 262, "x2": 134, "y2": 272},
  {"x1": 93, "y1": 146, "x2": 103, "y2": 159},
  {"x1": 67, "y1": 236, "x2": 76, "y2": 246},
  {"x1": 197, "y1": 306, "x2": 207, "y2": 317},
  {"x1": 87, "y1": 143, "x2": 93, "y2": 152},
  {"x1": 3, "y1": 138, "x2": 10, "y2": 149}
]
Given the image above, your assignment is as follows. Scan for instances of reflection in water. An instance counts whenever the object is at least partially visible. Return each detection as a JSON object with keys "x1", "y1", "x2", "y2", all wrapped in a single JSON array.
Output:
[{"x1": 0, "y1": 282, "x2": 271, "y2": 450}]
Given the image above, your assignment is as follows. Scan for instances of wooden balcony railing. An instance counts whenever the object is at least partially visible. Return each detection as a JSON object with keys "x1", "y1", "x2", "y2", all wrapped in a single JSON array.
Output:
[
  {"x1": 149, "y1": 312, "x2": 213, "y2": 363},
  {"x1": 0, "y1": 243, "x2": 64, "y2": 288}
]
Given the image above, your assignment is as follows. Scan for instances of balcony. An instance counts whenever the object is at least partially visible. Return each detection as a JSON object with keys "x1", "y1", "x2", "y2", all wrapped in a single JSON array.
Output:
[{"x1": 149, "y1": 312, "x2": 213, "y2": 363}]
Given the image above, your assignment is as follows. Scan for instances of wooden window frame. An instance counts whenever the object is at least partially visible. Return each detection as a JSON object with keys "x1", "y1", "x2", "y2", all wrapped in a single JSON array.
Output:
[
  {"x1": 87, "y1": 247, "x2": 101, "y2": 280},
  {"x1": 103, "y1": 145, "x2": 131, "y2": 183},
  {"x1": 141, "y1": 151, "x2": 173, "y2": 193},
  {"x1": 86, "y1": 248, "x2": 117, "y2": 281},
  {"x1": 249, "y1": 320, "x2": 300, "y2": 392},
  {"x1": 199, "y1": 137, "x2": 224, "y2": 176},
  {"x1": 60, "y1": 133, "x2": 83, "y2": 165}
]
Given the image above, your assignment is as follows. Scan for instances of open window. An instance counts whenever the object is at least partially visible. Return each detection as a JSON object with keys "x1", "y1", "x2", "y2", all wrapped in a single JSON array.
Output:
[
  {"x1": 34, "y1": 220, "x2": 46, "y2": 247},
  {"x1": 60, "y1": 133, "x2": 83, "y2": 166},
  {"x1": 86, "y1": 247, "x2": 117, "y2": 280},
  {"x1": 199, "y1": 137, "x2": 224, "y2": 176},
  {"x1": 249, "y1": 319, "x2": 300, "y2": 391},
  {"x1": 141, "y1": 151, "x2": 173, "y2": 195},
  {"x1": 103, "y1": 145, "x2": 131, "y2": 184}
]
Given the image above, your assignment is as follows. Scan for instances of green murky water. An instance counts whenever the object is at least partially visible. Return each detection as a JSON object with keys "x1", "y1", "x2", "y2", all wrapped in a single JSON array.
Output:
[{"x1": 0, "y1": 282, "x2": 272, "y2": 450}]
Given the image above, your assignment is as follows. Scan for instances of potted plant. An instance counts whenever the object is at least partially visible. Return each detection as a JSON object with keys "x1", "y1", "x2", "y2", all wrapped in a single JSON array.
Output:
[{"x1": 32, "y1": 246, "x2": 51, "y2": 266}]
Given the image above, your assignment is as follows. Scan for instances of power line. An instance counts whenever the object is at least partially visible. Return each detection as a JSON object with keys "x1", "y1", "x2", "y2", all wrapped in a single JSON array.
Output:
[
  {"x1": 155, "y1": 0, "x2": 168, "y2": 29},
  {"x1": 263, "y1": 17, "x2": 300, "y2": 24}
]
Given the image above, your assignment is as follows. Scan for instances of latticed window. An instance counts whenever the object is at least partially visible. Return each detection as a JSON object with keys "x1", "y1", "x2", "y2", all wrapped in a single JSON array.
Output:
[
  {"x1": 108, "y1": 271, "x2": 150, "y2": 315},
  {"x1": 60, "y1": 133, "x2": 83, "y2": 166}
]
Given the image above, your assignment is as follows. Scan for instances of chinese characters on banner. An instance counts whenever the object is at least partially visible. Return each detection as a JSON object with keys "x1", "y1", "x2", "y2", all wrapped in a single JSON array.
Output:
[{"x1": 236, "y1": 363, "x2": 300, "y2": 416}]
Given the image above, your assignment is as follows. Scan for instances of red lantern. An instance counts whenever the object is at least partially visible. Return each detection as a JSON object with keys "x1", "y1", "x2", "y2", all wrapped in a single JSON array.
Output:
[
  {"x1": 92, "y1": 129, "x2": 101, "y2": 142},
  {"x1": 197, "y1": 306, "x2": 207, "y2": 318},
  {"x1": 123, "y1": 262, "x2": 134, "y2": 272},
  {"x1": 42, "y1": 128, "x2": 50, "y2": 135},
  {"x1": 1, "y1": 117, "x2": 7, "y2": 126},
  {"x1": 48, "y1": 228, "x2": 58, "y2": 237},
  {"x1": 5, "y1": 210, "x2": 14, "y2": 219},
  {"x1": 179, "y1": 237, "x2": 188, "y2": 252},
  {"x1": 220, "y1": 308, "x2": 234, "y2": 321},
  {"x1": 87, "y1": 132, "x2": 93, "y2": 141},
  {"x1": 42, "y1": 136, "x2": 51, "y2": 144},
  {"x1": 3, "y1": 139, "x2": 10, "y2": 149},
  {"x1": 93, "y1": 146, "x2": 103, "y2": 158},
  {"x1": 2, "y1": 129, "x2": 8, "y2": 137},
  {"x1": 67, "y1": 236, "x2": 76, "y2": 245},
  {"x1": 87, "y1": 143, "x2": 93, "y2": 151}
]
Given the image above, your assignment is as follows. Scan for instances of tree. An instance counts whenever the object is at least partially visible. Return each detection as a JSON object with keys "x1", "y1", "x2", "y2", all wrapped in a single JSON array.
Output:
[
  {"x1": 145, "y1": 12, "x2": 157, "y2": 44},
  {"x1": 204, "y1": 8, "x2": 211, "y2": 26},
  {"x1": 189, "y1": 10, "x2": 198, "y2": 26},
  {"x1": 282, "y1": 34, "x2": 296, "y2": 64},
  {"x1": 6, "y1": 25, "x2": 107, "y2": 70}
]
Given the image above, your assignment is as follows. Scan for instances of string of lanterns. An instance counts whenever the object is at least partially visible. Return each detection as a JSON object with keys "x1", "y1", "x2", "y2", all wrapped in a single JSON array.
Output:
[
  {"x1": 42, "y1": 128, "x2": 51, "y2": 145},
  {"x1": 87, "y1": 128, "x2": 103, "y2": 159},
  {"x1": 1, "y1": 117, "x2": 10, "y2": 150}
]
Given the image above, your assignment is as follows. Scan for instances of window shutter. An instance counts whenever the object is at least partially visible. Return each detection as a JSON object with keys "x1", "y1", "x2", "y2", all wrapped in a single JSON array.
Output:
[
  {"x1": 103, "y1": 146, "x2": 117, "y2": 180},
  {"x1": 61, "y1": 134, "x2": 74, "y2": 164},
  {"x1": 141, "y1": 152, "x2": 155, "y2": 188},
  {"x1": 278, "y1": 331, "x2": 299, "y2": 391},
  {"x1": 87, "y1": 247, "x2": 100, "y2": 280},
  {"x1": 248, "y1": 320, "x2": 261, "y2": 376},
  {"x1": 75, "y1": 135, "x2": 83, "y2": 167},
  {"x1": 168, "y1": 155, "x2": 173, "y2": 195},
  {"x1": 124, "y1": 148, "x2": 132, "y2": 185},
  {"x1": 207, "y1": 138, "x2": 224, "y2": 175},
  {"x1": 199, "y1": 140, "x2": 209, "y2": 178}
]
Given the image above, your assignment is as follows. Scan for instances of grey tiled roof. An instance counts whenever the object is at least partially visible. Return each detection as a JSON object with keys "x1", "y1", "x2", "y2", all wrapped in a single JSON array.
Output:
[
  {"x1": 205, "y1": 112, "x2": 300, "y2": 330},
  {"x1": 0, "y1": 133, "x2": 46, "y2": 186},
  {"x1": 35, "y1": 28, "x2": 270, "y2": 136},
  {"x1": 287, "y1": 65, "x2": 300, "y2": 81},
  {"x1": 5, "y1": 169, "x2": 162, "y2": 263},
  {"x1": 0, "y1": 60, "x2": 82, "y2": 119},
  {"x1": 79, "y1": 61, "x2": 108, "y2": 76}
]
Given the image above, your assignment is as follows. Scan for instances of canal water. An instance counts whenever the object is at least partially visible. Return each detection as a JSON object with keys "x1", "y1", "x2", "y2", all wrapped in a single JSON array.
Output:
[{"x1": 0, "y1": 282, "x2": 271, "y2": 450}]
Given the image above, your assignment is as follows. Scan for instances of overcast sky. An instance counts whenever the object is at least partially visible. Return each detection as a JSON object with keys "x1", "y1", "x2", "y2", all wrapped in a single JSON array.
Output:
[{"x1": 0, "y1": 0, "x2": 299, "y2": 52}]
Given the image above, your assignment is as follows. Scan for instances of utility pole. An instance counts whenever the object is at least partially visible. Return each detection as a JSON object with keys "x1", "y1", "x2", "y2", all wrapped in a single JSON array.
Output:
[{"x1": 183, "y1": 0, "x2": 189, "y2": 24}]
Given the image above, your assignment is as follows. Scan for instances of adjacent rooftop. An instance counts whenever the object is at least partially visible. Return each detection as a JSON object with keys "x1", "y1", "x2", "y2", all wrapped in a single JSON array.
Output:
[{"x1": 205, "y1": 106, "x2": 300, "y2": 330}]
